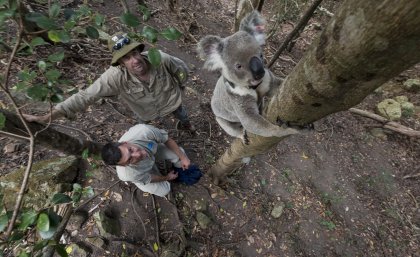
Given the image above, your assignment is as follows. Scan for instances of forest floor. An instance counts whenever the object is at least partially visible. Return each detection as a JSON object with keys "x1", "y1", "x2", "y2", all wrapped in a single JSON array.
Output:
[{"x1": 0, "y1": 0, "x2": 419, "y2": 256}]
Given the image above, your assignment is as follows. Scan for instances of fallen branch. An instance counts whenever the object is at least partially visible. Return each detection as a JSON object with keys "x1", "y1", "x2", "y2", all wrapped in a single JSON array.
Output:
[{"x1": 349, "y1": 108, "x2": 420, "y2": 137}]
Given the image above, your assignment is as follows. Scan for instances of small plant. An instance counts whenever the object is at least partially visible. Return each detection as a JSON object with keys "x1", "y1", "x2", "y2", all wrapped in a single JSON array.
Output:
[{"x1": 319, "y1": 220, "x2": 336, "y2": 230}]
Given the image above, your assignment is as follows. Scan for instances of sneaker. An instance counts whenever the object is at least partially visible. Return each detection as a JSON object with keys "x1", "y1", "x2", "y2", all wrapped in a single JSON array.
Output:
[{"x1": 177, "y1": 121, "x2": 197, "y2": 133}]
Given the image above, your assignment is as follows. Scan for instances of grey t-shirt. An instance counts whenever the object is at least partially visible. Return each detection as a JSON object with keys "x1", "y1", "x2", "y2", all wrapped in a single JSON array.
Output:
[{"x1": 116, "y1": 124, "x2": 169, "y2": 185}]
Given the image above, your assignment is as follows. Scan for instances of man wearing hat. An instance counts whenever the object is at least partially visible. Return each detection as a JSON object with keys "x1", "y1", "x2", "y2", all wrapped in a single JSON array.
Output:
[{"x1": 24, "y1": 32, "x2": 196, "y2": 132}]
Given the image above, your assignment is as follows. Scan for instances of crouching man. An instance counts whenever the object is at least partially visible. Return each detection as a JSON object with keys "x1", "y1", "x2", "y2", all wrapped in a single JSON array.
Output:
[{"x1": 101, "y1": 124, "x2": 190, "y2": 197}]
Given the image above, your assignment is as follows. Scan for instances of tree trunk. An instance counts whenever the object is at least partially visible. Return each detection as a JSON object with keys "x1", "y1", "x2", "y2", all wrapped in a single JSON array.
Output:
[
  {"x1": 234, "y1": 0, "x2": 260, "y2": 31},
  {"x1": 209, "y1": 0, "x2": 420, "y2": 184},
  {"x1": 1, "y1": 109, "x2": 103, "y2": 155}
]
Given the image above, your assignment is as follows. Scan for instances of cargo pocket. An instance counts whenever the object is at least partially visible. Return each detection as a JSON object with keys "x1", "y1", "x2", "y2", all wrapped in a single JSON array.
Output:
[{"x1": 126, "y1": 82, "x2": 145, "y2": 100}]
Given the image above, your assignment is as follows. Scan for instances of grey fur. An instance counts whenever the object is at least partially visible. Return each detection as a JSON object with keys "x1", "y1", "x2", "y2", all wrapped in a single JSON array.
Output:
[{"x1": 197, "y1": 11, "x2": 298, "y2": 141}]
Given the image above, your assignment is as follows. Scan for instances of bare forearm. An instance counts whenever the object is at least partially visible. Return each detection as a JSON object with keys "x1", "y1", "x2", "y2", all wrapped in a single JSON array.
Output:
[
  {"x1": 23, "y1": 108, "x2": 64, "y2": 123},
  {"x1": 150, "y1": 174, "x2": 169, "y2": 183},
  {"x1": 165, "y1": 138, "x2": 187, "y2": 160}
]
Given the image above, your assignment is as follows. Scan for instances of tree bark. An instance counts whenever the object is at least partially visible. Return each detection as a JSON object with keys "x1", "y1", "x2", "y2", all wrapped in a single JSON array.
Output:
[
  {"x1": 1, "y1": 109, "x2": 103, "y2": 155},
  {"x1": 209, "y1": 0, "x2": 420, "y2": 184}
]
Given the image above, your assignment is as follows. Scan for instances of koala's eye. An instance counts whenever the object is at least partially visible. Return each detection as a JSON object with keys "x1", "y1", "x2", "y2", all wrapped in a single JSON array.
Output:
[
  {"x1": 235, "y1": 64, "x2": 242, "y2": 70},
  {"x1": 260, "y1": 54, "x2": 263, "y2": 59}
]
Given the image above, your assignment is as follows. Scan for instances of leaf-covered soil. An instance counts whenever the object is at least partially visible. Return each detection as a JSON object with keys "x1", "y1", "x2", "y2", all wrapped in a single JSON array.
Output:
[{"x1": 1, "y1": 0, "x2": 419, "y2": 256}]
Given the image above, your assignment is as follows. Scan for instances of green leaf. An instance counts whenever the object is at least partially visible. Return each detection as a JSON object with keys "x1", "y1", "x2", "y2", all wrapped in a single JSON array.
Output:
[
  {"x1": 0, "y1": 213, "x2": 8, "y2": 232},
  {"x1": 142, "y1": 26, "x2": 158, "y2": 43},
  {"x1": 0, "y1": 9, "x2": 15, "y2": 25},
  {"x1": 153, "y1": 242, "x2": 159, "y2": 252},
  {"x1": 17, "y1": 70, "x2": 37, "y2": 81},
  {"x1": 120, "y1": 12, "x2": 139, "y2": 27},
  {"x1": 8, "y1": 0, "x2": 17, "y2": 10},
  {"x1": 18, "y1": 210, "x2": 37, "y2": 230},
  {"x1": 50, "y1": 94, "x2": 63, "y2": 103},
  {"x1": 30, "y1": 37, "x2": 46, "y2": 47},
  {"x1": 94, "y1": 13, "x2": 105, "y2": 26},
  {"x1": 38, "y1": 60, "x2": 47, "y2": 71},
  {"x1": 0, "y1": 113, "x2": 5, "y2": 130},
  {"x1": 57, "y1": 31, "x2": 71, "y2": 43},
  {"x1": 71, "y1": 192, "x2": 81, "y2": 203},
  {"x1": 27, "y1": 84, "x2": 49, "y2": 101},
  {"x1": 18, "y1": 251, "x2": 29, "y2": 257},
  {"x1": 37, "y1": 213, "x2": 50, "y2": 232},
  {"x1": 82, "y1": 148, "x2": 89, "y2": 159},
  {"x1": 45, "y1": 69, "x2": 61, "y2": 81},
  {"x1": 73, "y1": 183, "x2": 82, "y2": 191},
  {"x1": 48, "y1": 30, "x2": 60, "y2": 43},
  {"x1": 160, "y1": 27, "x2": 182, "y2": 40},
  {"x1": 148, "y1": 47, "x2": 161, "y2": 67},
  {"x1": 83, "y1": 186, "x2": 94, "y2": 198},
  {"x1": 47, "y1": 51, "x2": 65, "y2": 62},
  {"x1": 86, "y1": 26, "x2": 99, "y2": 39},
  {"x1": 49, "y1": 3, "x2": 61, "y2": 18},
  {"x1": 54, "y1": 244, "x2": 68, "y2": 257},
  {"x1": 34, "y1": 239, "x2": 49, "y2": 251},
  {"x1": 63, "y1": 8, "x2": 74, "y2": 20},
  {"x1": 9, "y1": 231, "x2": 24, "y2": 241},
  {"x1": 13, "y1": 81, "x2": 27, "y2": 91},
  {"x1": 51, "y1": 193, "x2": 72, "y2": 205},
  {"x1": 32, "y1": 15, "x2": 59, "y2": 30},
  {"x1": 64, "y1": 20, "x2": 76, "y2": 30},
  {"x1": 138, "y1": 5, "x2": 151, "y2": 21}
]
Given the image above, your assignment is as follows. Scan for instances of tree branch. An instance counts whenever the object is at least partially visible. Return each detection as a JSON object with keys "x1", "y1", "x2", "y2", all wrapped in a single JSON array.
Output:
[
  {"x1": 349, "y1": 108, "x2": 420, "y2": 137},
  {"x1": 267, "y1": 0, "x2": 323, "y2": 68}
]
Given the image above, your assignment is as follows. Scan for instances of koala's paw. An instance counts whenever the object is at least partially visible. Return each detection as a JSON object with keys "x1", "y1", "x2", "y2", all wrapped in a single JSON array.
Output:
[{"x1": 274, "y1": 127, "x2": 300, "y2": 138}]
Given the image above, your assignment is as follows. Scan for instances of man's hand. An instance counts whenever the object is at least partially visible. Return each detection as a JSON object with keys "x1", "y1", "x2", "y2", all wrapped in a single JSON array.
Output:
[
  {"x1": 165, "y1": 170, "x2": 178, "y2": 181},
  {"x1": 23, "y1": 109, "x2": 63, "y2": 123},
  {"x1": 180, "y1": 156, "x2": 191, "y2": 170},
  {"x1": 22, "y1": 114, "x2": 49, "y2": 123}
]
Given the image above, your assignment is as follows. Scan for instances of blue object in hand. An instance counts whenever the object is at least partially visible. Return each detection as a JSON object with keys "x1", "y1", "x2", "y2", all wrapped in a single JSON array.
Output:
[{"x1": 173, "y1": 164, "x2": 202, "y2": 185}]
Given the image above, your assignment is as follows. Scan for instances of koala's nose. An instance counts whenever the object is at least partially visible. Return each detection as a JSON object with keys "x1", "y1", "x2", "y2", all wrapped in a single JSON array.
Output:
[{"x1": 249, "y1": 56, "x2": 265, "y2": 80}]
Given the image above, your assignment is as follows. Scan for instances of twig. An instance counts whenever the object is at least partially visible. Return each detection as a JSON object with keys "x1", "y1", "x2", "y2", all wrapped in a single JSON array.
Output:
[
  {"x1": 267, "y1": 0, "x2": 323, "y2": 68},
  {"x1": 1, "y1": 15, "x2": 37, "y2": 240},
  {"x1": 151, "y1": 195, "x2": 161, "y2": 255},
  {"x1": 75, "y1": 179, "x2": 120, "y2": 212},
  {"x1": 0, "y1": 130, "x2": 30, "y2": 141},
  {"x1": 403, "y1": 173, "x2": 420, "y2": 179},
  {"x1": 42, "y1": 205, "x2": 74, "y2": 257},
  {"x1": 349, "y1": 108, "x2": 420, "y2": 137}
]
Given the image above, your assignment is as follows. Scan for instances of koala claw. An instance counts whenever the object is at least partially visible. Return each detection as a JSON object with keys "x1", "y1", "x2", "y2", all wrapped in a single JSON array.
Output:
[{"x1": 242, "y1": 131, "x2": 250, "y2": 145}]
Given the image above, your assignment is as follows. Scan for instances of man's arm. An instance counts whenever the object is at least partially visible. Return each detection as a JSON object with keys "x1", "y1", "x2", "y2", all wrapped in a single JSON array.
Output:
[
  {"x1": 24, "y1": 67, "x2": 121, "y2": 123},
  {"x1": 165, "y1": 137, "x2": 190, "y2": 170},
  {"x1": 150, "y1": 170, "x2": 178, "y2": 183},
  {"x1": 23, "y1": 109, "x2": 64, "y2": 123}
]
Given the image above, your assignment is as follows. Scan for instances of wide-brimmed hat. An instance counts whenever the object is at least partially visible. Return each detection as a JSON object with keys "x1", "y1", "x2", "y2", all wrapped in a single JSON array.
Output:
[{"x1": 108, "y1": 32, "x2": 145, "y2": 66}]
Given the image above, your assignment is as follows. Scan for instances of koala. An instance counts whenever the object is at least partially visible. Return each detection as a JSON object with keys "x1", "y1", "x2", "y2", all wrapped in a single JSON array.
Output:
[{"x1": 197, "y1": 11, "x2": 298, "y2": 143}]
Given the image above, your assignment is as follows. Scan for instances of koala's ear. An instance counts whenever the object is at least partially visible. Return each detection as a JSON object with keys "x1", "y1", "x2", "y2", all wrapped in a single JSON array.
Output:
[
  {"x1": 197, "y1": 35, "x2": 224, "y2": 71},
  {"x1": 239, "y1": 11, "x2": 266, "y2": 46},
  {"x1": 197, "y1": 35, "x2": 223, "y2": 59}
]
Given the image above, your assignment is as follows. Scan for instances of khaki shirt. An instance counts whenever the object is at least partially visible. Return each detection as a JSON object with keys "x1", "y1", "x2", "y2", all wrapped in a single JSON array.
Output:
[
  {"x1": 116, "y1": 124, "x2": 169, "y2": 185},
  {"x1": 55, "y1": 51, "x2": 189, "y2": 121}
]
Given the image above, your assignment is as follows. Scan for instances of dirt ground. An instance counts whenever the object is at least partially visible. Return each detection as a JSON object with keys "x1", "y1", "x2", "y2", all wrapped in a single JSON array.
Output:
[{"x1": 1, "y1": 0, "x2": 419, "y2": 256}]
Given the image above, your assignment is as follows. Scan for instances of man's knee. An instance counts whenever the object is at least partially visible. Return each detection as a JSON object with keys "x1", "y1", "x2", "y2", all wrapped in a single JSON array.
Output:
[{"x1": 136, "y1": 181, "x2": 171, "y2": 197}]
